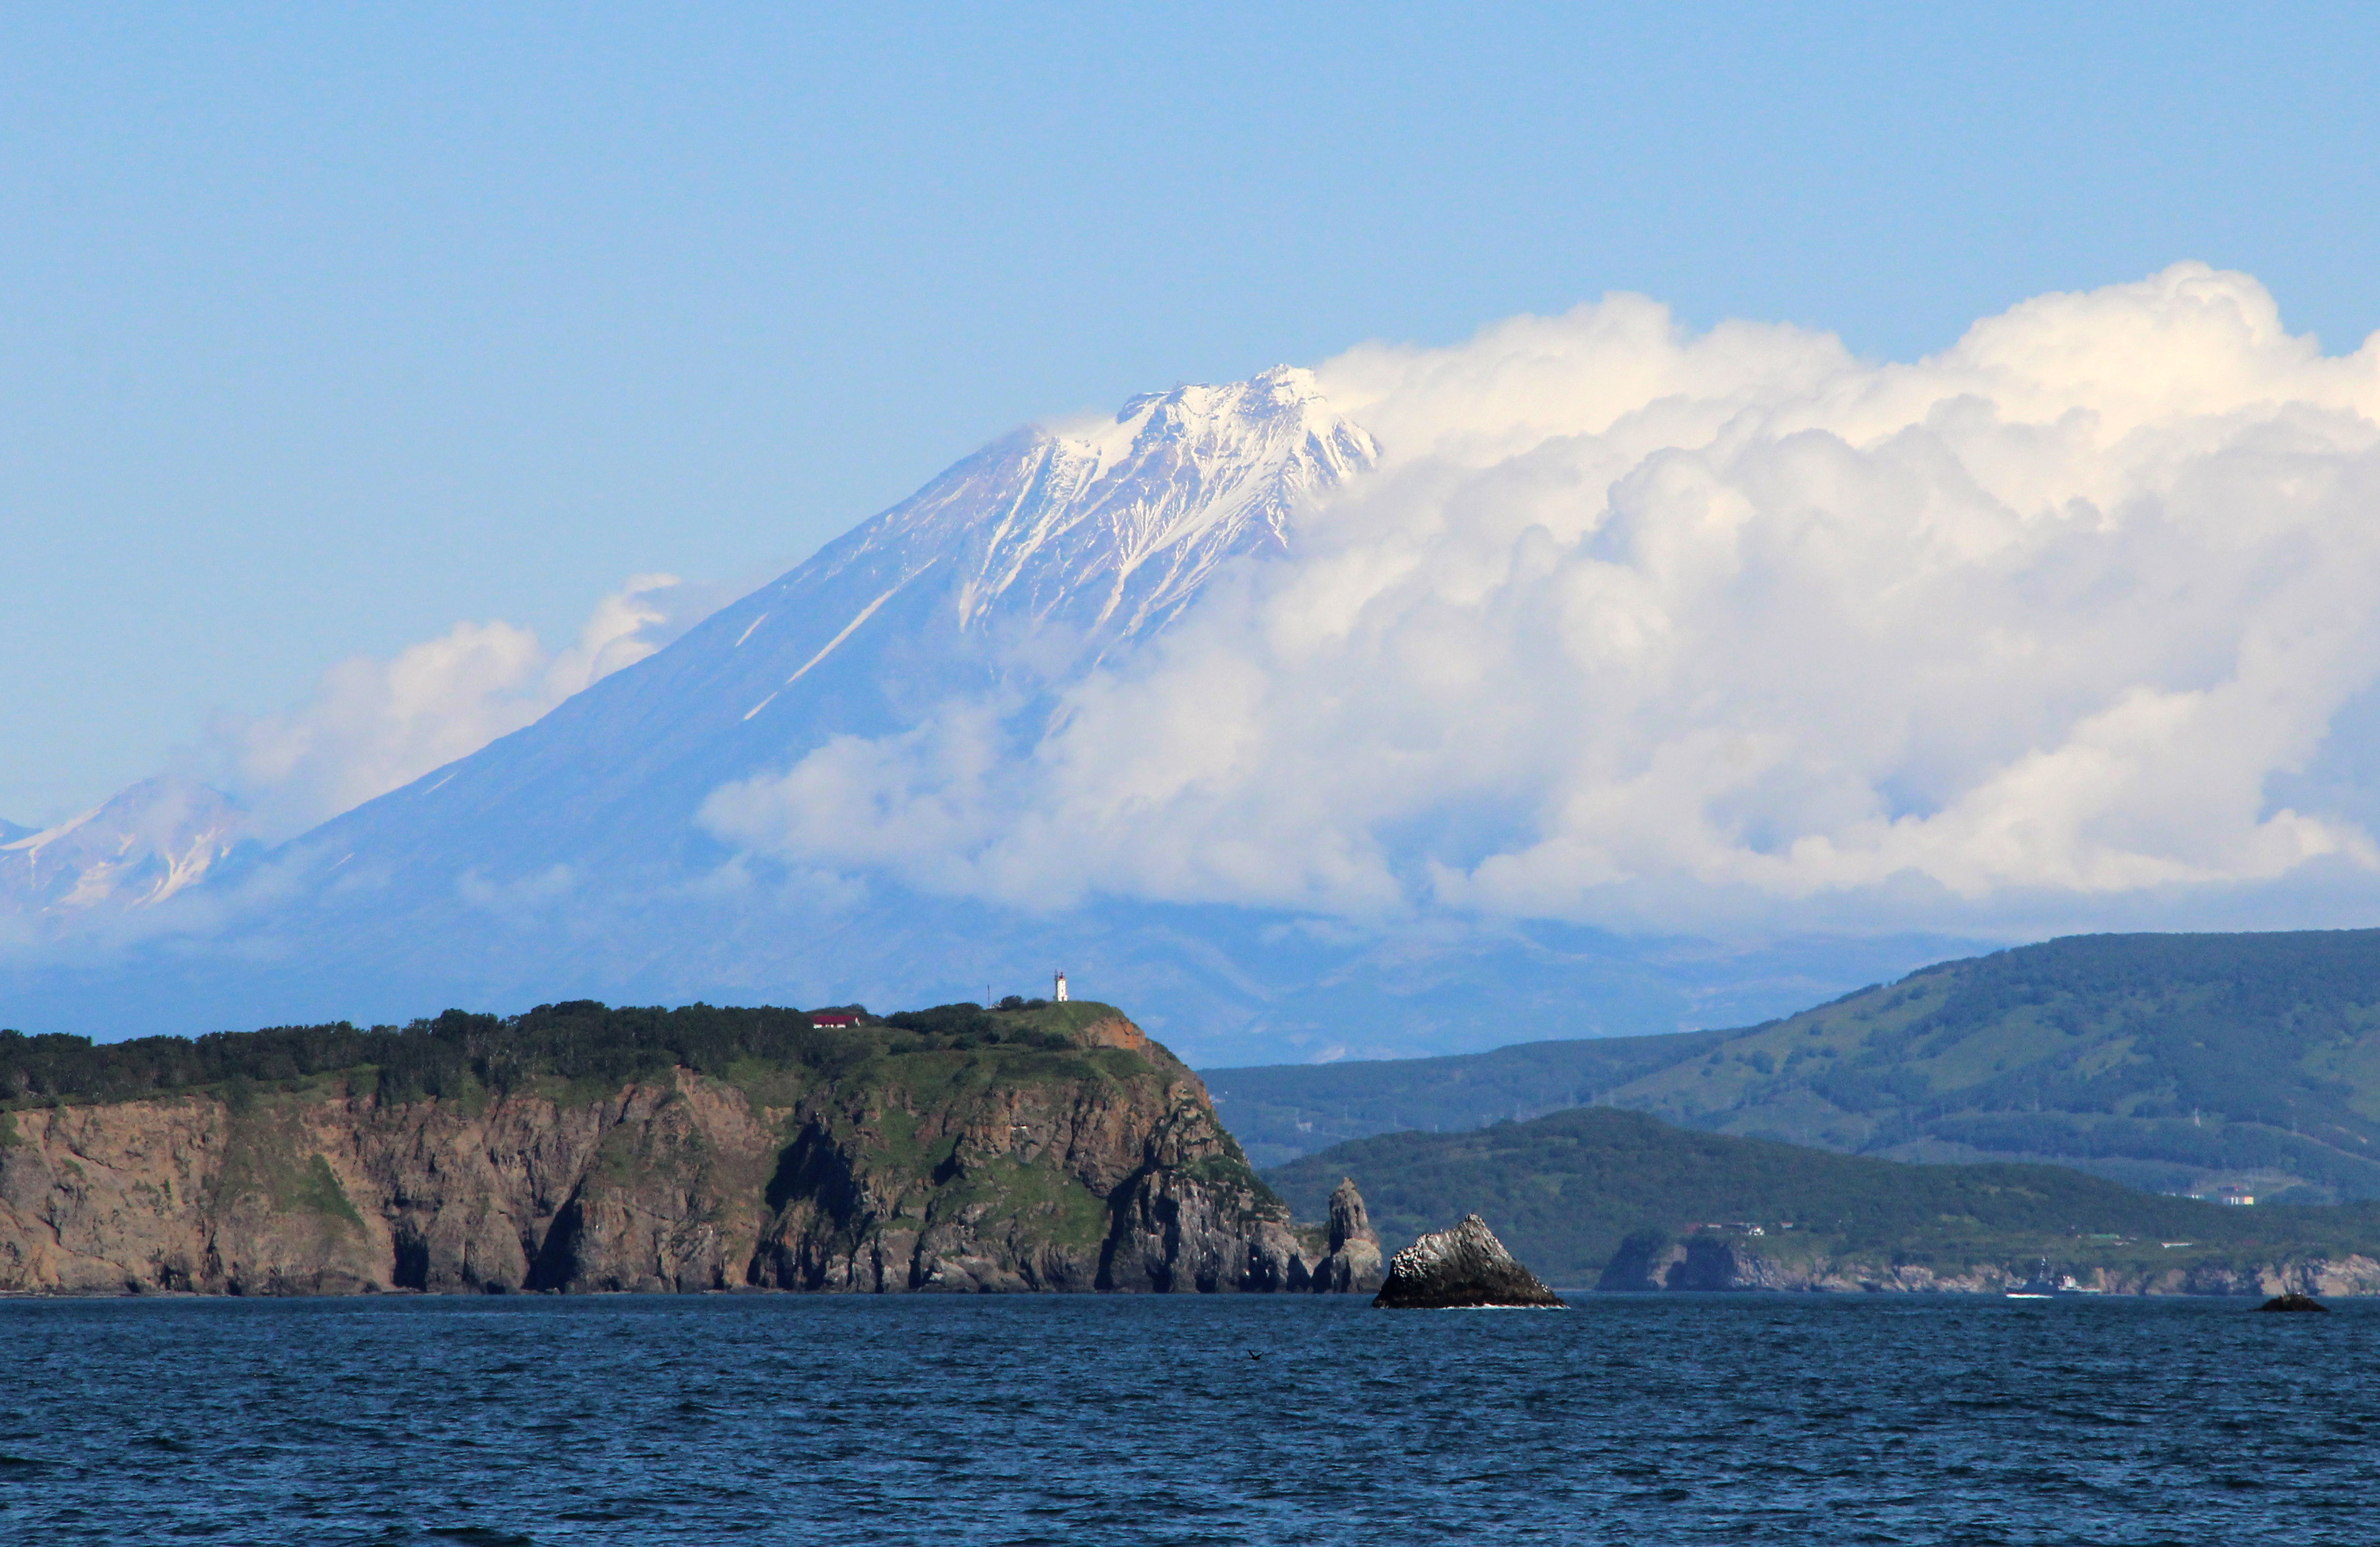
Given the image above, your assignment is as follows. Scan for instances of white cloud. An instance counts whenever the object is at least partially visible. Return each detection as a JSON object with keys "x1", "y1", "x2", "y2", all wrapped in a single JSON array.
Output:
[
  {"x1": 705, "y1": 264, "x2": 2380, "y2": 934},
  {"x1": 215, "y1": 574, "x2": 724, "y2": 840}
]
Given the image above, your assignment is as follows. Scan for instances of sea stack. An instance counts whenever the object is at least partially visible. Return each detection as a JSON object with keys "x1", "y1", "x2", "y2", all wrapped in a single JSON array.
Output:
[
  {"x1": 1309, "y1": 1178, "x2": 1385, "y2": 1293},
  {"x1": 2256, "y1": 1293, "x2": 2331, "y2": 1313},
  {"x1": 1372, "y1": 1213, "x2": 1567, "y2": 1309}
]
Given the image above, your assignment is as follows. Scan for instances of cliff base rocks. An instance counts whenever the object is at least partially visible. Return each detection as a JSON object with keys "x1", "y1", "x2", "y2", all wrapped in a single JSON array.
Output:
[{"x1": 1373, "y1": 1213, "x2": 1565, "y2": 1309}]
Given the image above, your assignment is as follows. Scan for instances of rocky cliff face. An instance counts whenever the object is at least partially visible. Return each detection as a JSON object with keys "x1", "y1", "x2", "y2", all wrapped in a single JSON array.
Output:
[
  {"x1": 0, "y1": 1012, "x2": 1339, "y2": 1296},
  {"x1": 1595, "y1": 1231, "x2": 2380, "y2": 1297}
]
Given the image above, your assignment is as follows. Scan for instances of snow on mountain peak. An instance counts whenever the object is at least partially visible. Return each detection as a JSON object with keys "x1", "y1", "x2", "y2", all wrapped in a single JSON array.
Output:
[
  {"x1": 0, "y1": 778, "x2": 249, "y2": 915},
  {"x1": 1089, "y1": 364, "x2": 1345, "y2": 479},
  {"x1": 0, "y1": 367, "x2": 1379, "y2": 950},
  {"x1": 826, "y1": 365, "x2": 1378, "y2": 650}
]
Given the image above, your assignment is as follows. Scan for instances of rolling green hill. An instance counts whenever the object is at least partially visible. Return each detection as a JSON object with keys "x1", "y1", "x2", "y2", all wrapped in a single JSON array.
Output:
[
  {"x1": 1204, "y1": 1026, "x2": 1736, "y2": 1167},
  {"x1": 1217, "y1": 929, "x2": 2380, "y2": 1201},
  {"x1": 1265, "y1": 1106, "x2": 2380, "y2": 1290}
]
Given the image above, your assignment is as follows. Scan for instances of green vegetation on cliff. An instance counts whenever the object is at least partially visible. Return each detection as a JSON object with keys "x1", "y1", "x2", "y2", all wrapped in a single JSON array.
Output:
[
  {"x1": 1220, "y1": 928, "x2": 2380, "y2": 1201},
  {"x1": 1266, "y1": 1106, "x2": 2380, "y2": 1287},
  {"x1": 0, "y1": 998, "x2": 1311, "y2": 1296},
  {"x1": 0, "y1": 998, "x2": 1106, "y2": 1110}
]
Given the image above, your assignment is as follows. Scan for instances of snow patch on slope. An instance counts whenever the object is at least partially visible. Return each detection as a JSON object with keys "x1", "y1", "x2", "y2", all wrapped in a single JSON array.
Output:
[
  {"x1": 0, "y1": 779, "x2": 250, "y2": 914},
  {"x1": 932, "y1": 364, "x2": 1375, "y2": 645}
]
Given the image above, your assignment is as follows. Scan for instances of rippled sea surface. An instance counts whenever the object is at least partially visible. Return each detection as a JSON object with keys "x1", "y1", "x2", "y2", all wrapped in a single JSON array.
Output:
[{"x1": 4, "y1": 1292, "x2": 2376, "y2": 1545}]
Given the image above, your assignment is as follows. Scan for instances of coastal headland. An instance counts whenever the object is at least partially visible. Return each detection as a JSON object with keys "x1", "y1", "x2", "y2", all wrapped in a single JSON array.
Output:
[
  {"x1": 0, "y1": 999, "x2": 1380, "y2": 1296},
  {"x1": 13, "y1": 981, "x2": 2380, "y2": 1299}
]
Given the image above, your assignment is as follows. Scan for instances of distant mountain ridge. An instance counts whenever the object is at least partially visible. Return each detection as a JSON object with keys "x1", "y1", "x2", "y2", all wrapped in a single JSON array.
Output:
[
  {"x1": 0, "y1": 779, "x2": 247, "y2": 916},
  {"x1": 1209, "y1": 1027, "x2": 1739, "y2": 1166},
  {"x1": 1265, "y1": 1105, "x2": 2380, "y2": 1294},
  {"x1": 1223, "y1": 928, "x2": 2380, "y2": 1203}
]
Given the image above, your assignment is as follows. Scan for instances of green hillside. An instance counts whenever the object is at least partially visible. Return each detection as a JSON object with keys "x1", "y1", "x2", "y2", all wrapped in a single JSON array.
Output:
[
  {"x1": 1265, "y1": 1106, "x2": 2380, "y2": 1288},
  {"x1": 1204, "y1": 1026, "x2": 1735, "y2": 1166},
  {"x1": 1223, "y1": 928, "x2": 2380, "y2": 1201}
]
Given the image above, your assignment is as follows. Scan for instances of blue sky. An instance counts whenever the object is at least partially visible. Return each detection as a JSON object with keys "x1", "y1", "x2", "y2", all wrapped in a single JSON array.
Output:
[{"x1": 7, "y1": 3, "x2": 2379, "y2": 824}]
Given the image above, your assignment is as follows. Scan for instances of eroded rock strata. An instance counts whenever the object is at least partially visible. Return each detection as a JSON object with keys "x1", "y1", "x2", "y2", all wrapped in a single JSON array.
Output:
[
  {"x1": 0, "y1": 1008, "x2": 1346, "y2": 1296},
  {"x1": 1373, "y1": 1213, "x2": 1565, "y2": 1309}
]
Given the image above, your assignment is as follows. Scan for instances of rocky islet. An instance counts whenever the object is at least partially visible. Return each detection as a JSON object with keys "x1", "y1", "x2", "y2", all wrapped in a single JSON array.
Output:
[{"x1": 1372, "y1": 1213, "x2": 1566, "y2": 1309}]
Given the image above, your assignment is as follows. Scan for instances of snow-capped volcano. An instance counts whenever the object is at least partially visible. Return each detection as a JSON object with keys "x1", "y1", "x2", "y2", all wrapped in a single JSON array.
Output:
[
  {"x1": 0, "y1": 368, "x2": 1389, "y2": 1041},
  {"x1": 732, "y1": 363, "x2": 1374, "y2": 723},
  {"x1": 272, "y1": 366, "x2": 1374, "y2": 883},
  {"x1": 0, "y1": 778, "x2": 247, "y2": 915},
  {"x1": 0, "y1": 363, "x2": 1947, "y2": 1059},
  {"x1": 910, "y1": 364, "x2": 1372, "y2": 644}
]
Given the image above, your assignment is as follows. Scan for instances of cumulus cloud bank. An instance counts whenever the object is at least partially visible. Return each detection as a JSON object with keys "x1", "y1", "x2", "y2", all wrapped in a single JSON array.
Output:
[
  {"x1": 704, "y1": 265, "x2": 2380, "y2": 933},
  {"x1": 216, "y1": 574, "x2": 721, "y2": 840}
]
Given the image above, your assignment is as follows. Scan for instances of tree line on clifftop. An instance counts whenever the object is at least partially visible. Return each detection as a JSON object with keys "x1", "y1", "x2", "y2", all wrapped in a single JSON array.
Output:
[{"x1": 0, "y1": 998, "x2": 1090, "y2": 1110}]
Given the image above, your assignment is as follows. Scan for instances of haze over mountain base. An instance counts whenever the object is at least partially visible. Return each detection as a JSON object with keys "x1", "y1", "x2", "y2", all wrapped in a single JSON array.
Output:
[{"x1": 0, "y1": 884, "x2": 1969, "y2": 1066}]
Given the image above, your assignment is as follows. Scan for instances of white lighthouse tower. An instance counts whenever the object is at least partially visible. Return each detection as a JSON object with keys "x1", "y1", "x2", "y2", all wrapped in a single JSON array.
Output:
[{"x1": 1054, "y1": 971, "x2": 1069, "y2": 1003}]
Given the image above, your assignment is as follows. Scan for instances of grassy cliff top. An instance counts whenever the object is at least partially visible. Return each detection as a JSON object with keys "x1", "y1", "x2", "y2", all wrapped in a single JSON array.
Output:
[
  {"x1": 994, "y1": 999, "x2": 1142, "y2": 1040},
  {"x1": 0, "y1": 998, "x2": 1171, "y2": 1111}
]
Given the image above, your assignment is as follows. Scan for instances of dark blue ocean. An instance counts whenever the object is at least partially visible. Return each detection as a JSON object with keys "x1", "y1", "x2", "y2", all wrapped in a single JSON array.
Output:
[{"x1": 3, "y1": 1293, "x2": 2373, "y2": 1545}]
